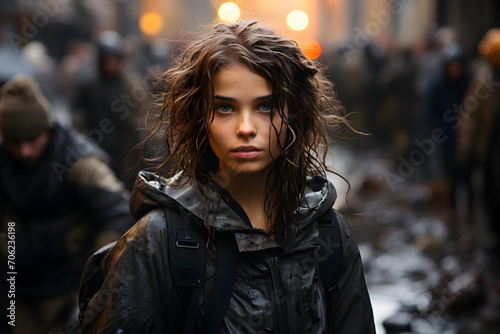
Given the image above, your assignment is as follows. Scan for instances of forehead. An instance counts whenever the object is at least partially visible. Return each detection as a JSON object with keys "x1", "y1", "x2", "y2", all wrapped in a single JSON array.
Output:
[
  {"x1": 212, "y1": 62, "x2": 272, "y2": 98},
  {"x1": 6, "y1": 131, "x2": 48, "y2": 144}
]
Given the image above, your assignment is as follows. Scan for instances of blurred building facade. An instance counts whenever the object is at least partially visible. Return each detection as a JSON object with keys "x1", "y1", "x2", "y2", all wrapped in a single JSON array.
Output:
[{"x1": 0, "y1": 0, "x2": 498, "y2": 62}]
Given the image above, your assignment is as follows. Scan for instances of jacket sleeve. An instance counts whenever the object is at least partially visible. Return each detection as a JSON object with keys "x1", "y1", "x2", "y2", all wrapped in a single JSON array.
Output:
[
  {"x1": 330, "y1": 213, "x2": 376, "y2": 334},
  {"x1": 67, "y1": 156, "x2": 136, "y2": 247},
  {"x1": 80, "y1": 209, "x2": 176, "y2": 333}
]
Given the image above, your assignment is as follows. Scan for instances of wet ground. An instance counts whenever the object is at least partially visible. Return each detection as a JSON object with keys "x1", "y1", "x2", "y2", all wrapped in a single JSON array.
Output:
[{"x1": 327, "y1": 146, "x2": 500, "y2": 334}]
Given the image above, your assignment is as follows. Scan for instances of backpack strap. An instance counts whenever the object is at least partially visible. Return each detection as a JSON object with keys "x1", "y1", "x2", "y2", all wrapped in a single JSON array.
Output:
[
  {"x1": 317, "y1": 208, "x2": 343, "y2": 293},
  {"x1": 164, "y1": 207, "x2": 206, "y2": 334},
  {"x1": 317, "y1": 208, "x2": 343, "y2": 334},
  {"x1": 200, "y1": 231, "x2": 239, "y2": 334}
]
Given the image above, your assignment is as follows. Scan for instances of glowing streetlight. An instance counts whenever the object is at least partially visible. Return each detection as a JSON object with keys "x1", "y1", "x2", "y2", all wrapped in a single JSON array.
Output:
[
  {"x1": 139, "y1": 12, "x2": 164, "y2": 36},
  {"x1": 286, "y1": 10, "x2": 309, "y2": 31},
  {"x1": 218, "y1": 2, "x2": 241, "y2": 23}
]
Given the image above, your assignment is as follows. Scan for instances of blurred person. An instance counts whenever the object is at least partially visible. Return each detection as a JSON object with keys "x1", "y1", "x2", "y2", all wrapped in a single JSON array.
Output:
[
  {"x1": 79, "y1": 21, "x2": 375, "y2": 333},
  {"x1": 422, "y1": 42, "x2": 472, "y2": 213},
  {"x1": 362, "y1": 42, "x2": 388, "y2": 141},
  {"x1": 0, "y1": 75, "x2": 135, "y2": 334},
  {"x1": 21, "y1": 41, "x2": 58, "y2": 103},
  {"x1": 57, "y1": 40, "x2": 97, "y2": 106},
  {"x1": 377, "y1": 46, "x2": 418, "y2": 156},
  {"x1": 324, "y1": 42, "x2": 387, "y2": 151},
  {"x1": 414, "y1": 27, "x2": 456, "y2": 133},
  {"x1": 413, "y1": 28, "x2": 456, "y2": 183},
  {"x1": 73, "y1": 30, "x2": 145, "y2": 190},
  {"x1": 324, "y1": 44, "x2": 372, "y2": 137},
  {"x1": 457, "y1": 28, "x2": 500, "y2": 256}
]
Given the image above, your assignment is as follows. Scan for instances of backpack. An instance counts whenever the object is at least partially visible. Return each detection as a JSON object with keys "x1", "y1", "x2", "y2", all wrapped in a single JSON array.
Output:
[{"x1": 78, "y1": 207, "x2": 343, "y2": 333}]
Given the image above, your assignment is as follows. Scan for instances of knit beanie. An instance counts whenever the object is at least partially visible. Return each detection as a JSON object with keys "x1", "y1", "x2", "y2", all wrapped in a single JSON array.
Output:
[
  {"x1": 0, "y1": 74, "x2": 53, "y2": 141},
  {"x1": 478, "y1": 28, "x2": 500, "y2": 69}
]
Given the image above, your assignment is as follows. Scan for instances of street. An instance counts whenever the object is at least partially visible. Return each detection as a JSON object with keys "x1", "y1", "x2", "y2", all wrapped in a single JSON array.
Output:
[{"x1": 328, "y1": 145, "x2": 500, "y2": 333}]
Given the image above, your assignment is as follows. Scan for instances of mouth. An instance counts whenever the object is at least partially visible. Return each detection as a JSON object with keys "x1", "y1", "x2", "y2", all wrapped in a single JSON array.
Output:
[
  {"x1": 232, "y1": 146, "x2": 262, "y2": 159},
  {"x1": 233, "y1": 145, "x2": 261, "y2": 152}
]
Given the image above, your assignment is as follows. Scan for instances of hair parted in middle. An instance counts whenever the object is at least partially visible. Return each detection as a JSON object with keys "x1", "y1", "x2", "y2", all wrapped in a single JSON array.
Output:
[{"x1": 142, "y1": 20, "x2": 348, "y2": 235}]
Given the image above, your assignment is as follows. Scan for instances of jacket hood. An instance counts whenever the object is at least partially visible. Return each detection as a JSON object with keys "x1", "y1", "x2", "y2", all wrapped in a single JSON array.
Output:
[{"x1": 129, "y1": 170, "x2": 337, "y2": 234}]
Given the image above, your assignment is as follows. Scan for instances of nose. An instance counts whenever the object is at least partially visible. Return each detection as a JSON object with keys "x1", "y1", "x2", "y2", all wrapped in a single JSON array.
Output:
[
  {"x1": 236, "y1": 111, "x2": 256, "y2": 138},
  {"x1": 19, "y1": 142, "x2": 34, "y2": 157}
]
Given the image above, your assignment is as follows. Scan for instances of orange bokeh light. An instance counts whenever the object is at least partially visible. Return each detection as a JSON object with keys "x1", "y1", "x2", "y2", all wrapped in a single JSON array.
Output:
[
  {"x1": 300, "y1": 40, "x2": 322, "y2": 59},
  {"x1": 140, "y1": 11, "x2": 164, "y2": 36}
]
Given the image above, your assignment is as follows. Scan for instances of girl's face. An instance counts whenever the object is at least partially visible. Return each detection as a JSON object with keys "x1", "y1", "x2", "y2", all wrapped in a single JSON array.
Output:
[{"x1": 208, "y1": 61, "x2": 287, "y2": 177}]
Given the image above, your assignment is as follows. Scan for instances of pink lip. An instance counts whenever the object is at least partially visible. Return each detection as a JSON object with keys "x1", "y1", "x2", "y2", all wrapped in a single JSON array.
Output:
[{"x1": 232, "y1": 146, "x2": 262, "y2": 159}]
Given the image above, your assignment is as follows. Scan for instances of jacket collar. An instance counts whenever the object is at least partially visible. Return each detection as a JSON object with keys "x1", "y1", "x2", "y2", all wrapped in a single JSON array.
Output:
[{"x1": 129, "y1": 170, "x2": 337, "y2": 252}]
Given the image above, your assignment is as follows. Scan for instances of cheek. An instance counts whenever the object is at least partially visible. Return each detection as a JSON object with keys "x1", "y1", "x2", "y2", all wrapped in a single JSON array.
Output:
[
  {"x1": 35, "y1": 137, "x2": 50, "y2": 156},
  {"x1": 208, "y1": 123, "x2": 225, "y2": 153}
]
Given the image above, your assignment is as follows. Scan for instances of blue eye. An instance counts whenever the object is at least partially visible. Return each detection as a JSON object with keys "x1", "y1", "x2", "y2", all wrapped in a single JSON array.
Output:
[
  {"x1": 259, "y1": 102, "x2": 272, "y2": 112},
  {"x1": 216, "y1": 104, "x2": 233, "y2": 113}
]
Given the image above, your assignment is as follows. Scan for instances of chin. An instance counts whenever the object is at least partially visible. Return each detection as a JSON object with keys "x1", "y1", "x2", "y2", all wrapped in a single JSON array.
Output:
[{"x1": 226, "y1": 163, "x2": 272, "y2": 176}]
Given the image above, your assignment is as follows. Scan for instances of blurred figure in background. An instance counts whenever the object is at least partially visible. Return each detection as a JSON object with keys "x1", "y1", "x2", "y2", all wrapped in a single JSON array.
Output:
[
  {"x1": 378, "y1": 46, "x2": 418, "y2": 157},
  {"x1": 0, "y1": 75, "x2": 135, "y2": 334},
  {"x1": 421, "y1": 42, "x2": 472, "y2": 216},
  {"x1": 324, "y1": 41, "x2": 387, "y2": 150},
  {"x1": 414, "y1": 27, "x2": 456, "y2": 141},
  {"x1": 73, "y1": 30, "x2": 145, "y2": 190},
  {"x1": 457, "y1": 28, "x2": 500, "y2": 257},
  {"x1": 57, "y1": 40, "x2": 97, "y2": 109}
]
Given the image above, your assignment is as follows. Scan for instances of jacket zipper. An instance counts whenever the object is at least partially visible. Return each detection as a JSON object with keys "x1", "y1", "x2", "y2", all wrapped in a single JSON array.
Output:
[
  {"x1": 274, "y1": 246, "x2": 321, "y2": 334},
  {"x1": 269, "y1": 257, "x2": 290, "y2": 334}
]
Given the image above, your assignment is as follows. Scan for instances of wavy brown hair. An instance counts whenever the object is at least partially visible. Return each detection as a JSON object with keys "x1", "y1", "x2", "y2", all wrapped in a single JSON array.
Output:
[{"x1": 140, "y1": 20, "x2": 348, "y2": 235}]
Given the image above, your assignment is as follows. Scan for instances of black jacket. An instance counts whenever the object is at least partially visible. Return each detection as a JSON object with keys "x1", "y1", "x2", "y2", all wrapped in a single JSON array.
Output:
[
  {"x1": 0, "y1": 123, "x2": 135, "y2": 297},
  {"x1": 80, "y1": 171, "x2": 375, "y2": 333}
]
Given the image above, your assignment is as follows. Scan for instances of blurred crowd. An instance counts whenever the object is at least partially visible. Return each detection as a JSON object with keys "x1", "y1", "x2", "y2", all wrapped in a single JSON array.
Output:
[
  {"x1": 0, "y1": 3, "x2": 499, "y2": 332},
  {"x1": 0, "y1": 28, "x2": 167, "y2": 190},
  {"x1": 325, "y1": 26, "x2": 500, "y2": 332},
  {"x1": 326, "y1": 26, "x2": 500, "y2": 253}
]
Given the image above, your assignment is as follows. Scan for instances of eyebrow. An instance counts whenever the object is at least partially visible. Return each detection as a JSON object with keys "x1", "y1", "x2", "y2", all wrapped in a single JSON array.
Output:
[{"x1": 214, "y1": 94, "x2": 273, "y2": 102}]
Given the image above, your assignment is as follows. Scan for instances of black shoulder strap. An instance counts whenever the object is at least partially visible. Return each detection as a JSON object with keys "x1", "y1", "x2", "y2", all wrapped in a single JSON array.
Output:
[
  {"x1": 165, "y1": 207, "x2": 239, "y2": 334},
  {"x1": 200, "y1": 231, "x2": 239, "y2": 334},
  {"x1": 317, "y1": 208, "x2": 343, "y2": 293},
  {"x1": 164, "y1": 207, "x2": 206, "y2": 334}
]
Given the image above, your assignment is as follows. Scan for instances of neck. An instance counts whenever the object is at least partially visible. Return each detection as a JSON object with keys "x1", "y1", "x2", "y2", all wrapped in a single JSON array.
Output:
[{"x1": 218, "y1": 167, "x2": 273, "y2": 231}]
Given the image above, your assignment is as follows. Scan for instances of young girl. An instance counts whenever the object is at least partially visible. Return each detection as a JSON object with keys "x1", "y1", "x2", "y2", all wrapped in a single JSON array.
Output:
[{"x1": 79, "y1": 20, "x2": 375, "y2": 333}]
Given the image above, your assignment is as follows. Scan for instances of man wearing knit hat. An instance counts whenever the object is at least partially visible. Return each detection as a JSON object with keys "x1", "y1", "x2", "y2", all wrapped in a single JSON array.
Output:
[
  {"x1": 0, "y1": 75, "x2": 135, "y2": 334},
  {"x1": 0, "y1": 74, "x2": 54, "y2": 167}
]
